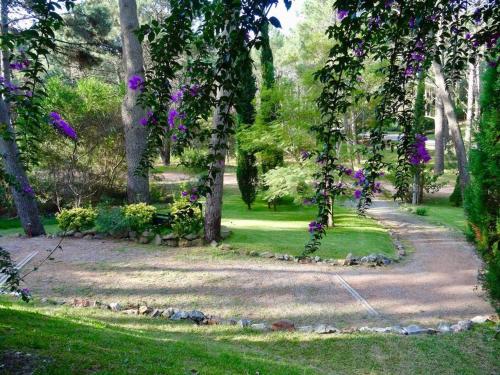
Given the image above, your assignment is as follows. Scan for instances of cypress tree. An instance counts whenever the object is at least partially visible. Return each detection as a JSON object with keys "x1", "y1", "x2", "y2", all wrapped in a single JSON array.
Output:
[
  {"x1": 464, "y1": 61, "x2": 499, "y2": 302},
  {"x1": 235, "y1": 44, "x2": 258, "y2": 209}
]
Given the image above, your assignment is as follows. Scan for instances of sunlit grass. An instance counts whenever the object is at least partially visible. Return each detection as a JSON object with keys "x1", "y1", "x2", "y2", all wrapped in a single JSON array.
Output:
[
  {"x1": 222, "y1": 188, "x2": 394, "y2": 258},
  {"x1": 0, "y1": 299, "x2": 498, "y2": 374}
]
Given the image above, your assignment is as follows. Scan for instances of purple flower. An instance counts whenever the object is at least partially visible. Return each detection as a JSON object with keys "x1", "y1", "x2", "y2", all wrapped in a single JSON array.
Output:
[
  {"x1": 25, "y1": 90, "x2": 33, "y2": 98},
  {"x1": 139, "y1": 117, "x2": 148, "y2": 126},
  {"x1": 337, "y1": 10, "x2": 349, "y2": 21},
  {"x1": 49, "y1": 112, "x2": 77, "y2": 140},
  {"x1": 171, "y1": 90, "x2": 183, "y2": 103},
  {"x1": 128, "y1": 75, "x2": 144, "y2": 91},
  {"x1": 354, "y1": 42, "x2": 364, "y2": 57},
  {"x1": 404, "y1": 65, "x2": 415, "y2": 77},
  {"x1": 384, "y1": 0, "x2": 394, "y2": 8},
  {"x1": 408, "y1": 133, "x2": 431, "y2": 165},
  {"x1": 408, "y1": 17, "x2": 416, "y2": 29},
  {"x1": 465, "y1": 33, "x2": 471, "y2": 40},
  {"x1": 354, "y1": 189, "x2": 362, "y2": 199},
  {"x1": 171, "y1": 134, "x2": 178, "y2": 142},
  {"x1": 308, "y1": 221, "x2": 323, "y2": 233},
  {"x1": 411, "y1": 52, "x2": 424, "y2": 62},
  {"x1": 354, "y1": 169, "x2": 365, "y2": 183},
  {"x1": 189, "y1": 194, "x2": 198, "y2": 203},
  {"x1": 344, "y1": 168, "x2": 353, "y2": 176},
  {"x1": 22, "y1": 183, "x2": 34, "y2": 196},
  {"x1": 21, "y1": 287, "x2": 30, "y2": 295},
  {"x1": 168, "y1": 108, "x2": 178, "y2": 128},
  {"x1": 178, "y1": 124, "x2": 187, "y2": 133},
  {"x1": 188, "y1": 84, "x2": 200, "y2": 96},
  {"x1": 181, "y1": 191, "x2": 188, "y2": 197},
  {"x1": 300, "y1": 150, "x2": 310, "y2": 160}
]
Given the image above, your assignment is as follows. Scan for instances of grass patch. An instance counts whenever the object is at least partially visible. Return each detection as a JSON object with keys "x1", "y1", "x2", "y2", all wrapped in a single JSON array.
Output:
[
  {"x1": 0, "y1": 216, "x2": 58, "y2": 236},
  {"x1": 404, "y1": 195, "x2": 466, "y2": 232},
  {"x1": 0, "y1": 299, "x2": 498, "y2": 374},
  {"x1": 222, "y1": 188, "x2": 393, "y2": 259}
]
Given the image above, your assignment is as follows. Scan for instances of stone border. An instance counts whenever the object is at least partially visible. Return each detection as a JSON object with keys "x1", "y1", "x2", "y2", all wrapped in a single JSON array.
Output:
[{"x1": 57, "y1": 298, "x2": 499, "y2": 336}]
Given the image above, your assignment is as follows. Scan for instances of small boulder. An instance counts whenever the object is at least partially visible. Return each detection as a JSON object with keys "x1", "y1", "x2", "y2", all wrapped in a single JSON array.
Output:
[
  {"x1": 123, "y1": 309, "x2": 138, "y2": 315},
  {"x1": 184, "y1": 233, "x2": 198, "y2": 241},
  {"x1": 297, "y1": 325, "x2": 314, "y2": 333},
  {"x1": 188, "y1": 310, "x2": 205, "y2": 324},
  {"x1": 139, "y1": 236, "x2": 151, "y2": 244},
  {"x1": 403, "y1": 325, "x2": 427, "y2": 335},
  {"x1": 83, "y1": 234, "x2": 94, "y2": 240},
  {"x1": 154, "y1": 234, "x2": 162, "y2": 246},
  {"x1": 150, "y1": 309, "x2": 162, "y2": 318},
  {"x1": 219, "y1": 244, "x2": 232, "y2": 251},
  {"x1": 451, "y1": 320, "x2": 472, "y2": 332},
  {"x1": 260, "y1": 252, "x2": 274, "y2": 258},
  {"x1": 73, "y1": 232, "x2": 84, "y2": 239},
  {"x1": 190, "y1": 238, "x2": 204, "y2": 247},
  {"x1": 128, "y1": 231, "x2": 137, "y2": 239},
  {"x1": 165, "y1": 239, "x2": 179, "y2": 247},
  {"x1": 163, "y1": 233, "x2": 177, "y2": 240},
  {"x1": 210, "y1": 240, "x2": 218, "y2": 248},
  {"x1": 345, "y1": 253, "x2": 356, "y2": 266},
  {"x1": 238, "y1": 319, "x2": 252, "y2": 327},
  {"x1": 94, "y1": 233, "x2": 106, "y2": 240},
  {"x1": 314, "y1": 324, "x2": 337, "y2": 334},
  {"x1": 72, "y1": 298, "x2": 91, "y2": 308},
  {"x1": 171, "y1": 310, "x2": 189, "y2": 320},
  {"x1": 251, "y1": 323, "x2": 270, "y2": 331},
  {"x1": 178, "y1": 239, "x2": 190, "y2": 247},
  {"x1": 437, "y1": 322, "x2": 451, "y2": 333},
  {"x1": 161, "y1": 308, "x2": 176, "y2": 319},
  {"x1": 271, "y1": 320, "x2": 295, "y2": 332},
  {"x1": 109, "y1": 302, "x2": 121, "y2": 312},
  {"x1": 139, "y1": 305, "x2": 152, "y2": 315},
  {"x1": 470, "y1": 315, "x2": 490, "y2": 324}
]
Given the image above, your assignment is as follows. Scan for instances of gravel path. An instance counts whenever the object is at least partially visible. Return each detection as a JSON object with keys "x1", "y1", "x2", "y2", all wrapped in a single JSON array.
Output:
[{"x1": 1, "y1": 173, "x2": 495, "y2": 327}]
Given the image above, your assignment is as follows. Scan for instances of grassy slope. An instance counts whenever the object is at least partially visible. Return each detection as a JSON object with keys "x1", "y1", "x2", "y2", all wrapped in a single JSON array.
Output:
[
  {"x1": 222, "y1": 188, "x2": 394, "y2": 259},
  {"x1": 0, "y1": 217, "x2": 58, "y2": 236},
  {"x1": 1, "y1": 300, "x2": 498, "y2": 375}
]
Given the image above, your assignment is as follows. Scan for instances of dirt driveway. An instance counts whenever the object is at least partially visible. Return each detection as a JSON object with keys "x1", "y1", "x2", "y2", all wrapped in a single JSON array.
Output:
[{"x1": 1, "y1": 198, "x2": 494, "y2": 327}]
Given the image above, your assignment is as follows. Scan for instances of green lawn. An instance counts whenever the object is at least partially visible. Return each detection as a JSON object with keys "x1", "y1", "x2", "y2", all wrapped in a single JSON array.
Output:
[
  {"x1": 403, "y1": 195, "x2": 467, "y2": 233},
  {"x1": 1, "y1": 299, "x2": 498, "y2": 374},
  {"x1": 222, "y1": 188, "x2": 394, "y2": 259},
  {"x1": 0, "y1": 216, "x2": 58, "y2": 236}
]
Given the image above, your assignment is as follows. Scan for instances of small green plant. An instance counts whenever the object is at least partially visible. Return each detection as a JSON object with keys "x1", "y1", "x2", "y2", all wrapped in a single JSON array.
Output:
[
  {"x1": 122, "y1": 203, "x2": 157, "y2": 232},
  {"x1": 415, "y1": 207, "x2": 428, "y2": 216},
  {"x1": 95, "y1": 207, "x2": 129, "y2": 237},
  {"x1": 56, "y1": 207, "x2": 97, "y2": 232},
  {"x1": 262, "y1": 165, "x2": 314, "y2": 206},
  {"x1": 179, "y1": 148, "x2": 208, "y2": 172},
  {"x1": 170, "y1": 196, "x2": 203, "y2": 238}
]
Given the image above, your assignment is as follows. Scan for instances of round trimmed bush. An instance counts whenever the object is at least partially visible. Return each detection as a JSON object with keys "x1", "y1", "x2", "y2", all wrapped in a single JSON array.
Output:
[{"x1": 56, "y1": 207, "x2": 97, "y2": 232}]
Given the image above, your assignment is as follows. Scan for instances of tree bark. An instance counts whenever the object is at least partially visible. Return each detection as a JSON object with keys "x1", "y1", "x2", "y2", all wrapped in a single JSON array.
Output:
[
  {"x1": 119, "y1": 0, "x2": 149, "y2": 203},
  {"x1": 434, "y1": 95, "x2": 445, "y2": 175},
  {"x1": 204, "y1": 88, "x2": 230, "y2": 242},
  {"x1": 432, "y1": 61, "x2": 470, "y2": 193},
  {"x1": 160, "y1": 138, "x2": 170, "y2": 166},
  {"x1": 0, "y1": 0, "x2": 44, "y2": 236},
  {"x1": 465, "y1": 62, "x2": 476, "y2": 149}
]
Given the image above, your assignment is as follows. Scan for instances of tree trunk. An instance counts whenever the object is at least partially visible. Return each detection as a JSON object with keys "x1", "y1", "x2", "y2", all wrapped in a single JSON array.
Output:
[
  {"x1": 160, "y1": 138, "x2": 171, "y2": 166},
  {"x1": 412, "y1": 168, "x2": 422, "y2": 205},
  {"x1": 119, "y1": 0, "x2": 149, "y2": 203},
  {"x1": 0, "y1": 0, "x2": 44, "y2": 236},
  {"x1": 465, "y1": 62, "x2": 476, "y2": 149},
  {"x1": 432, "y1": 61, "x2": 470, "y2": 194},
  {"x1": 204, "y1": 88, "x2": 230, "y2": 243},
  {"x1": 434, "y1": 95, "x2": 445, "y2": 175}
]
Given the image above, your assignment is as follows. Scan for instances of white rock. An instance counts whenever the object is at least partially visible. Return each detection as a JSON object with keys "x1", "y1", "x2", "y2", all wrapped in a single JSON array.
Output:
[
  {"x1": 250, "y1": 323, "x2": 269, "y2": 331},
  {"x1": 109, "y1": 302, "x2": 121, "y2": 312}
]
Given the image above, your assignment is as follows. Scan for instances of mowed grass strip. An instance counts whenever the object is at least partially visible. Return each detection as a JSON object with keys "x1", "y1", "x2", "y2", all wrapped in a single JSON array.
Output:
[
  {"x1": 222, "y1": 188, "x2": 394, "y2": 259},
  {"x1": 0, "y1": 300, "x2": 498, "y2": 374}
]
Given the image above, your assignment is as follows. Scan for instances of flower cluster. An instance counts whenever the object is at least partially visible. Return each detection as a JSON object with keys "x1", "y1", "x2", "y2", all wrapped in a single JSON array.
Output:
[
  {"x1": 308, "y1": 221, "x2": 323, "y2": 233},
  {"x1": 139, "y1": 110, "x2": 157, "y2": 126},
  {"x1": 181, "y1": 187, "x2": 199, "y2": 203},
  {"x1": 300, "y1": 150, "x2": 310, "y2": 160},
  {"x1": 337, "y1": 10, "x2": 349, "y2": 21},
  {"x1": 10, "y1": 59, "x2": 30, "y2": 71},
  {"x1": 22, "y1": 183, "x2": 35, "y2": 196},
  {"x1": 405, "y1": 39, "x2": 426, "y2": 77},
  {"x1": 49, "y1": 112, "x2": 77, "y2": 140},
  {"x1": 408, "y1": 134, "x2": 431, "y2": 165},
  {"x1": 128, "y1": 75, "x2": 144, "y2": 91}
]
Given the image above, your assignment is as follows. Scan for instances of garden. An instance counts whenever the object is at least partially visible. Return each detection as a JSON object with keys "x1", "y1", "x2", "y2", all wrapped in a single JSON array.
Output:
[{"x1": 0, "y1": 0, "x2": 499, "y2": 374}]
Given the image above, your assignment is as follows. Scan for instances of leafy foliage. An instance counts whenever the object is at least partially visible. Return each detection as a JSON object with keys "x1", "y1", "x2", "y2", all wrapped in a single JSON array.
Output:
[
  {"x1": 263, "y1": 165, "x2": 314, "y2": 205},
  {"x1": 464, "y1": 61, "x2": 499, "y2": 304},
  {"x1": 56, "y1": 207, "x2": 97, "y2": 232},
  {"x1": 0, "y1": 247, "x2": 30, "y2": 302},
  {"x1": 95, "y1": 206, "x2": 130, "y2": 237},
  {"x1": 122, "y1": 203, "x2": 157, "y2": 232},
  {"x1": 170, "y1": 196, "x2": 203, "y2": 238}
]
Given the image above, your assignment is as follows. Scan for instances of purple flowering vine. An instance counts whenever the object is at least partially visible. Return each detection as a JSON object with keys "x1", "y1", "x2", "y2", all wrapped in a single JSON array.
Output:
[
  {"x1": 308, "y1": 221, "x2": 323, "y2": 233},
  {"x1": 337, "y1": 10, "x2": 349, "y2": 21},
  {"x1": 49, "y1": 112, "x2": 77, "y2": 140},
  {"x1": 408, "y1": 134, "x2": 431, "y2": 165}
]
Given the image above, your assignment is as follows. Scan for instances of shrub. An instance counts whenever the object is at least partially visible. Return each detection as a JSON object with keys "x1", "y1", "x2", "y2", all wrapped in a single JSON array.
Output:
[
  {"x1": 56, "y1": 207, "x2": 97, "y2": 232},
  {"x1": 464, "y1": 61, "x2": 499, "y2": 305},
  {"x1": 449, "y1": 175, "x2": 463, "y2": 207},
  {"x1": 95, "y1": 207, "x2": 129, "y2": 237},
  {"x1": 179, "y1": 148, "x2": 207, "y2": 172},
  {"x1": 415, "y1": 207, "x2": 427, "y2": 216},
  {"x1": 236, "y1": 151, "x2": 258, "y2": 209},
  {"x1": 262, "y1": 165, "x2": 314, "y2": 205},
  {"x1": 122, "y1": 203, "x2": 157, "y2": 232},
  {"x1": 170, "y1": 196, "x2": 203, "y2": 238}
]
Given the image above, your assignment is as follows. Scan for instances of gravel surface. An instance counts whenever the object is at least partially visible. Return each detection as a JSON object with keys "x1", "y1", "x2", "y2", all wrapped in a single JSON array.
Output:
[{"x1": 1, "y1": 200, "x2": 494, "y2": 327}]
